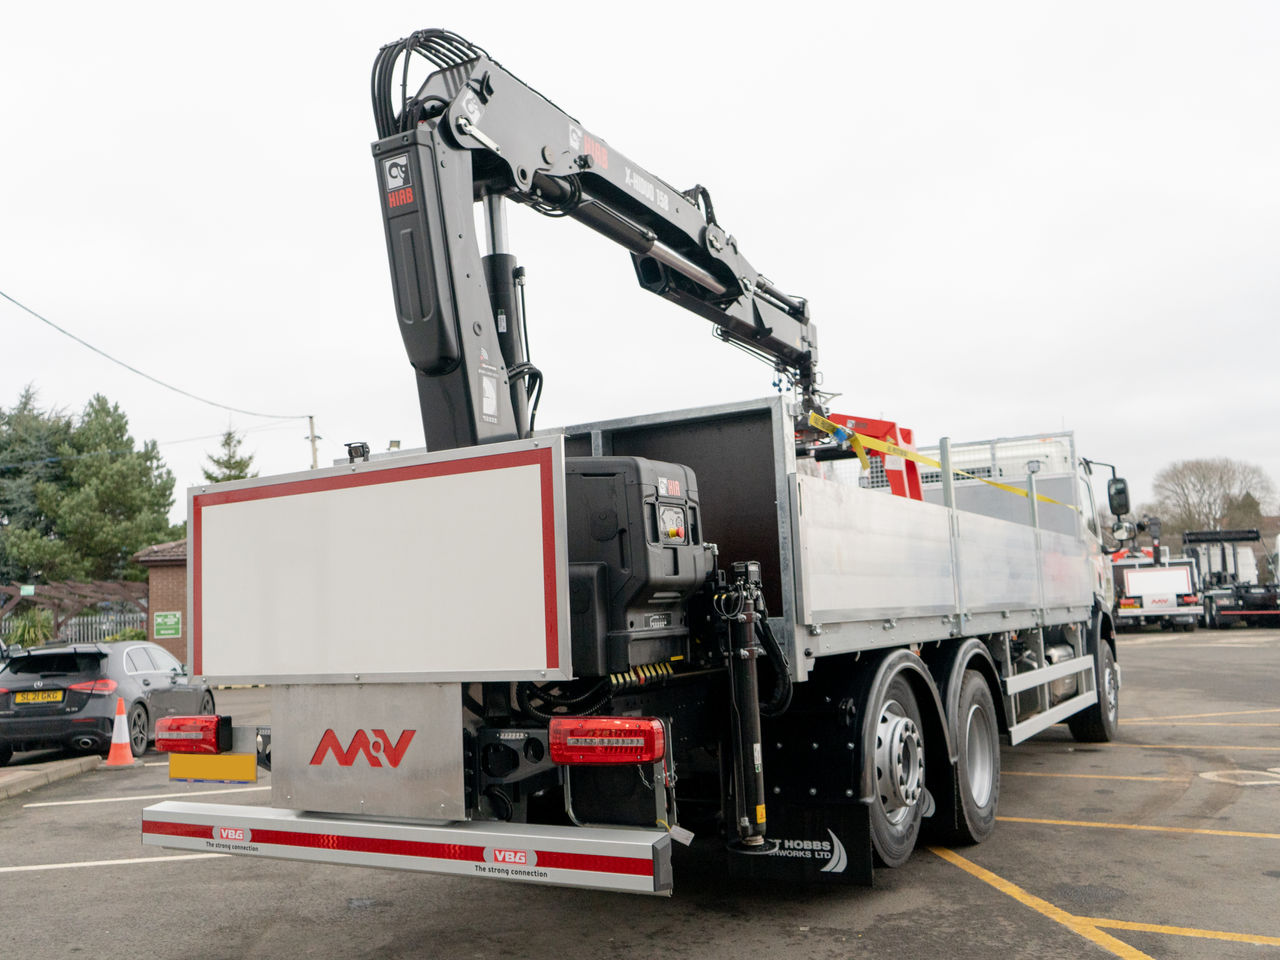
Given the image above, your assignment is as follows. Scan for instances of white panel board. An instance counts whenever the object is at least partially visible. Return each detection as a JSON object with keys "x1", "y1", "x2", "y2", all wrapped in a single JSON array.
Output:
[
  {"x1": 190, "y1": 438, "x2": 568, "y2": 683},
  {"x1": 1123, "y1": 566, "x2": 1193, "y2": 597}
]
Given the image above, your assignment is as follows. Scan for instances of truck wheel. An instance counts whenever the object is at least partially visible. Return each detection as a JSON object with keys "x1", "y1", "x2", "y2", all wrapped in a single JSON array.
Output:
[
  {"x1": 949, "y1": 670, "x2": 1000, "y2": 845},
  {"x1": 1205, "y1": 599, "x2": 1219, "y2": 630},
  {"x1": 1068, "y1": 641, "x2": 1118, "y2": 743},
  {"x1": 0, "y1": 746, "x2": 11, "y2": 767},
  {"x1": 869, "y1": 675, "x2": 926, "y2": 867}
]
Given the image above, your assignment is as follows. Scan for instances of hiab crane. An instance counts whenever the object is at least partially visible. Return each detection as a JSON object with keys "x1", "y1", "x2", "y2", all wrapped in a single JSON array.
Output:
[{"x1": 142, "y1": 30, "x2": 1124, "y2": 893}]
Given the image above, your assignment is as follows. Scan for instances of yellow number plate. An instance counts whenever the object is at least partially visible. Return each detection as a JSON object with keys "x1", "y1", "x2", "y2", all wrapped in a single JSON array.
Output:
[{"x1": 15, "y1": 690, "x2": 64, "y2": 704}]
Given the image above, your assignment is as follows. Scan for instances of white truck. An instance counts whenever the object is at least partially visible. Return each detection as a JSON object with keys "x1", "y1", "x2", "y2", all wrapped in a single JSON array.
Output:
[
  {"x1": 141, "y1": 29, "x2": 1124, "y2": 893},
  {"x1": 1111, "y1": 554, "x2": 1202, "y2": 631}
]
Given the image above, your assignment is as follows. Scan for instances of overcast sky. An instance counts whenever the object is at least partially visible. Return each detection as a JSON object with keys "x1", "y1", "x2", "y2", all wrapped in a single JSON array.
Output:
[{"x1": 3, "y1": 2, "x2": 1277, "y2": 525}]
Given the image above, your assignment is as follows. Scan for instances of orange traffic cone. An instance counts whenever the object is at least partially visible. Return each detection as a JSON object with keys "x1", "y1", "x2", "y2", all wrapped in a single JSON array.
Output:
[{"x1": 104, "y1": 696, "x2": 137, "y2": 768}]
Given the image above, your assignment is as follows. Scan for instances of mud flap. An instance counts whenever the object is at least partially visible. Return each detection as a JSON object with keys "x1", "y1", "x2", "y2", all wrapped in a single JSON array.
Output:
[{"x1": 725, "y1": 801, "x2": 873, "y2": 885}]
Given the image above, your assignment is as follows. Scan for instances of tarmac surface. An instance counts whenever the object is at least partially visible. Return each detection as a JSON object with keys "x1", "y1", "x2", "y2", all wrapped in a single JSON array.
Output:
[{"x1": 3, "y1": 629, "x2": 1280, "y2": 959}]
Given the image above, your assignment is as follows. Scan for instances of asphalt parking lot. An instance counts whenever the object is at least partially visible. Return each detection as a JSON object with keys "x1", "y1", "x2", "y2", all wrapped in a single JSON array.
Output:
[{"x1": 3, "y1": 628, "x2": 1279, "y2": 960}]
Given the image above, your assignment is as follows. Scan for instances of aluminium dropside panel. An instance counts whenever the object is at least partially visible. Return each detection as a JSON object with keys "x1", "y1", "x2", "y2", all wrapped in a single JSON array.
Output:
[{"x1": 551, "y1": 397, "x2": 1096, "y2": 677}]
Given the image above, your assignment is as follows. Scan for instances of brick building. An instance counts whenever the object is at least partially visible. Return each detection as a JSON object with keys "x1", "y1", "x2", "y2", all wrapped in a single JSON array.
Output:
[{"x1": 133, "y1": 539, "x2": 188, "y2": 663}]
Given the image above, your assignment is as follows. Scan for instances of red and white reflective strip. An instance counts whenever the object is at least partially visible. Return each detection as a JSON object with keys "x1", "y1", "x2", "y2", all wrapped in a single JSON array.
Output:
[{"x1": 141, "y1": 801, "x2": 671, "y2": 895}]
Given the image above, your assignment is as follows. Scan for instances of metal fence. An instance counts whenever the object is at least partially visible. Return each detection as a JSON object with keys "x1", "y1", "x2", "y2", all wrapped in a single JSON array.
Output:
[{"x1": 0, "y1": 610, "x2": 146, "y2": 644}]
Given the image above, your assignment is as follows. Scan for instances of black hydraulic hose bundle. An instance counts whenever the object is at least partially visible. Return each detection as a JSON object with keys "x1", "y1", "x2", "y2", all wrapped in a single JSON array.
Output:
[
  {"x1": 516, "y1": 679, "x2": 610, "y2": 722},
  {"x1": 756, "y1": 618, "x2": 793, "y2": 717},
  {"x1": 371, "y1": 29, "x2": 488, "y2": 137}
]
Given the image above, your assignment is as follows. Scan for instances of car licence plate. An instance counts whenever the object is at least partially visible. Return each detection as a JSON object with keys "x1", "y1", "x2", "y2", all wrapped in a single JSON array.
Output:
[{"x1": 15, "y1": 690, "x2": 64, "y2": 704}]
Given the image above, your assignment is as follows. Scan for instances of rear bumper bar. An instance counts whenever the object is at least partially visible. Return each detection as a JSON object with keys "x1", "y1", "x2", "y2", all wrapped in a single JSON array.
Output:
[{"x1": 142, "y1": 800, "x2": 672, "y2": 895}]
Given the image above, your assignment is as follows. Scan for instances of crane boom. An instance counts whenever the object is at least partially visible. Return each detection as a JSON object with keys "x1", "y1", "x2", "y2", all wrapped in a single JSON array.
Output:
[{"x1": 371, "y1": 29, "x2": 819, "y2": 451}]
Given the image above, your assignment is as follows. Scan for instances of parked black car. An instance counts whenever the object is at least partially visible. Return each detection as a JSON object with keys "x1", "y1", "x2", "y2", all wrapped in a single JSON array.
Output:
[{"x1": 0, "y1": 641, "x2": 214, "y2": 765}]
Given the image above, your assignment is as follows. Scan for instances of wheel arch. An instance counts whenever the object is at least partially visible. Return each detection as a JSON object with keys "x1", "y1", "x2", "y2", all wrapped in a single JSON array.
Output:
[
  {"x1": 923, "y1": 637, "x2": 1009, "y2": 741},
  {"x1": 854, "y1": 648, "x2": 952, "y2": 808}
]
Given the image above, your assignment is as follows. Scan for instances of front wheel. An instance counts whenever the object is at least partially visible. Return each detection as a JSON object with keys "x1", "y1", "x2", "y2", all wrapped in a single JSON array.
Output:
[
  {"x1": 0, "y1": 745, "x2": 11, "y2": 767},
  {"x1": 948, "y1": 670, "x2": 1000, "y2": 845},
  {"x1": 1068, "y1": 640, "x2": 1118, "y2": 743},
  {"x1": 869, "y1": 675, "x2": 926, "y2": 867}
]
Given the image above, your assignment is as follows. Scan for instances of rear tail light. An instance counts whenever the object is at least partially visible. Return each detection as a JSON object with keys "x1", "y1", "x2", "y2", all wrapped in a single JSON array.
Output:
[
  {"x1": 156, "y1": 715, "x2": 232, "y2": 754},
  {"x1": 68, "y1": 678, "x2": 118, "y2": 696},
  {"x1": 549, "y1": 716, "x2": 665, "y2": 765},
  {"x1": 1180, "y1": 594, "x2": 1198, "y2": 604},
  {"x1": 1119, "y1": 597, "x2": 1139, "y2": 608}
]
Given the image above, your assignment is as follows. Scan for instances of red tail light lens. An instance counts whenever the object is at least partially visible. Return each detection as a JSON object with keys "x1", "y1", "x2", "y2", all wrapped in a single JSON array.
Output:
[
  {"x1": 549, "y1": 716, "x2": 665, "y2": 765},
  {"x1": 1180, "y1": 594, "x2": 1198, "y2": 604},
  {"x1": 69, "y1": 678, "x2": 118, "y2": 696},
  {"x1": 156, "y1": 715, "x2": 231, "y2": 754}
]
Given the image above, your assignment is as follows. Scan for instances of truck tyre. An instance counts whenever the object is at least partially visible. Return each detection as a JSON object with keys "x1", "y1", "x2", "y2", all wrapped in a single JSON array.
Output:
[
  {"x1": 1068, "y1": 640, "x2": 1118, "y2": 743},
  {"x1": 1205, "y1": 599, "x2": 1219, "y2": 630},
  {"x1": 0, "y1": 745, "x2": 11, "y2": 767},
  {"x1": 869, "y1": 675, "x2": 926, "y2": 867},
  {"x1": 949, "y1": 670, "x2": 1000, "y2": 845}
]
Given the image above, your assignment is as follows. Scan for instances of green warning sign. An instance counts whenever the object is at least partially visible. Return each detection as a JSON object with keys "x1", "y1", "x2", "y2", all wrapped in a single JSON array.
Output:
[
  {"x1": 19, "y1": 585, "x2": 34, "y2": 597},
  {"x1": 154, "y1": 611, "x2": 182, "y2": 640}
]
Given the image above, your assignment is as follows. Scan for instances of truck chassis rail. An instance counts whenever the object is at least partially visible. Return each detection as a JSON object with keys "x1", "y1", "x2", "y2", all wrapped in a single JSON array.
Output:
[{"x1": 142, "y1": 801, "x2": 673, "y2": 895}]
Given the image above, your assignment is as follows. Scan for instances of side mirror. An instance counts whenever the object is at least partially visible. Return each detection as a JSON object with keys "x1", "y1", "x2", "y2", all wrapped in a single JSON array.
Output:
[
  {"x1": 1145, "y1": 517, "x2": 1162, "y2": 541},
  {"x1": 1112, "y1": 520, "x2": 1136, "y2": 542},
  {"x1": 1107, "y1": 478, "x2": 1131, "y2": 518}
]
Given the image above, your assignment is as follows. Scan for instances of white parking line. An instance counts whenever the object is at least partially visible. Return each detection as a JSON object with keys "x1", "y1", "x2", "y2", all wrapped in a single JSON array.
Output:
[
  {"x1": 0, "y1": 853, "x2": 226, "y2": 874},
  {"x1": 24, "y1": 785, "x2": 269, "y2": 808}
]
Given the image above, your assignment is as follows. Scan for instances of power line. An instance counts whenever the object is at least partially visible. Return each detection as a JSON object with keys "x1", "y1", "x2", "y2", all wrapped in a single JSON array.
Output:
[{"x1": 0, "y1": 288, "x2": 309, "y2": 420}]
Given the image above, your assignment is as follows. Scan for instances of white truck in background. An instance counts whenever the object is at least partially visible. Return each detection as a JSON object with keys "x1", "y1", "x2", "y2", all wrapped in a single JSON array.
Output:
[{"x1": 1111, "y1": 555, "x2": 1201, "y2": 631}]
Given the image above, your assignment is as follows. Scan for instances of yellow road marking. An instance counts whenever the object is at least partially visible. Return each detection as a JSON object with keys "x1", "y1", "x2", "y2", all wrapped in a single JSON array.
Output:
[
  {"x1": 1108, "y1": 743, "x2": 1280, "y2": 751},
  {"x1": 1123, "y1": 707, "x2": 1280, "y2": 722},
  {"x1": 1119, "y1": 721, "x2": 1280, "y2": 727},
  {"x1": 1081, "y1": 917, "x2": 1280, "y2": 947},
  {"x1": 1004, "y1": 771, "x2": 1188, "y2": 783},
  {"x1": 929, "y1": 847, "x2": 1154, "y2": 959},
  {"x1": 998, "y1": 816, "x2": 1280, "y2": 840}
]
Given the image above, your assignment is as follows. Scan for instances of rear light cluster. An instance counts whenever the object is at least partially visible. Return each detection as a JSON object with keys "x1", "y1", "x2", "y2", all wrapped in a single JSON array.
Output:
[
  {"x1": 1179, "y1": 594, "x2": 1199, "y2": 604},
  {"x1": 155, "y1": 715, "x2": 232, "y2": 754},
  {"x1": 548, "y1": 716, "x2": 665, "y2": 765},
  {"x1": 1119, "y1": 597, "x2": 1140, "y2": 608},
  {"x1": 69, "y1": 678, "x2": 118, "y2": 696}
]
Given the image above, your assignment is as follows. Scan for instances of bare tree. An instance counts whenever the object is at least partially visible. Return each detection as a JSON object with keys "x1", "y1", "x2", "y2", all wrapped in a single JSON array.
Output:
[{"x1": 1152, "y1": 459, "x2": 1276, "y2": 540}]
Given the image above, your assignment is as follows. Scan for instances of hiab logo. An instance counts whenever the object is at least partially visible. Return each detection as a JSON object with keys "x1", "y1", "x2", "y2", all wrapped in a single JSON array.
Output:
[{"x1": 309, "y1": 729, "x2": 416, "y2": 768}]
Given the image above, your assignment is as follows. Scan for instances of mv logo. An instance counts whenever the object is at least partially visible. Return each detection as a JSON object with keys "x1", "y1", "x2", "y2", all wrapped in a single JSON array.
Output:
[{"x1": 309, "y1": 729, "x2": 417, "y2": 768}]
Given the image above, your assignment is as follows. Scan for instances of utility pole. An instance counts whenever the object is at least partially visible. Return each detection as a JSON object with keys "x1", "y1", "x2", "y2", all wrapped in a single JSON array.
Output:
[{"x1": 306, "y1": 416, "x2": 320, "y2": 469}]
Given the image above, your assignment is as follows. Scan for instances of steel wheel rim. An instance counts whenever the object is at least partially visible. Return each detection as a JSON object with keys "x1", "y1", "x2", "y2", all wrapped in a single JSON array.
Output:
[
  {"x1": 129, "y1": 709, "x2": 147, "y2": 753},
  {"x1": 964, "y1": 701, "x2": 995, "y2": 807},
  {"x1": 1102, "y1": 659, "x2": 1118, "y2": 721},
  {"x1": 875, "y1": 697, "x2": 924, "y2": 825}
]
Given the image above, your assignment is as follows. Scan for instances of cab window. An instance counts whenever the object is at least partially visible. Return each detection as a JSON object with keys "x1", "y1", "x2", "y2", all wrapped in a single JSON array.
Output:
[{"x1": 1078, "y1": 473, "x2": 1100, "y2": 539}]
